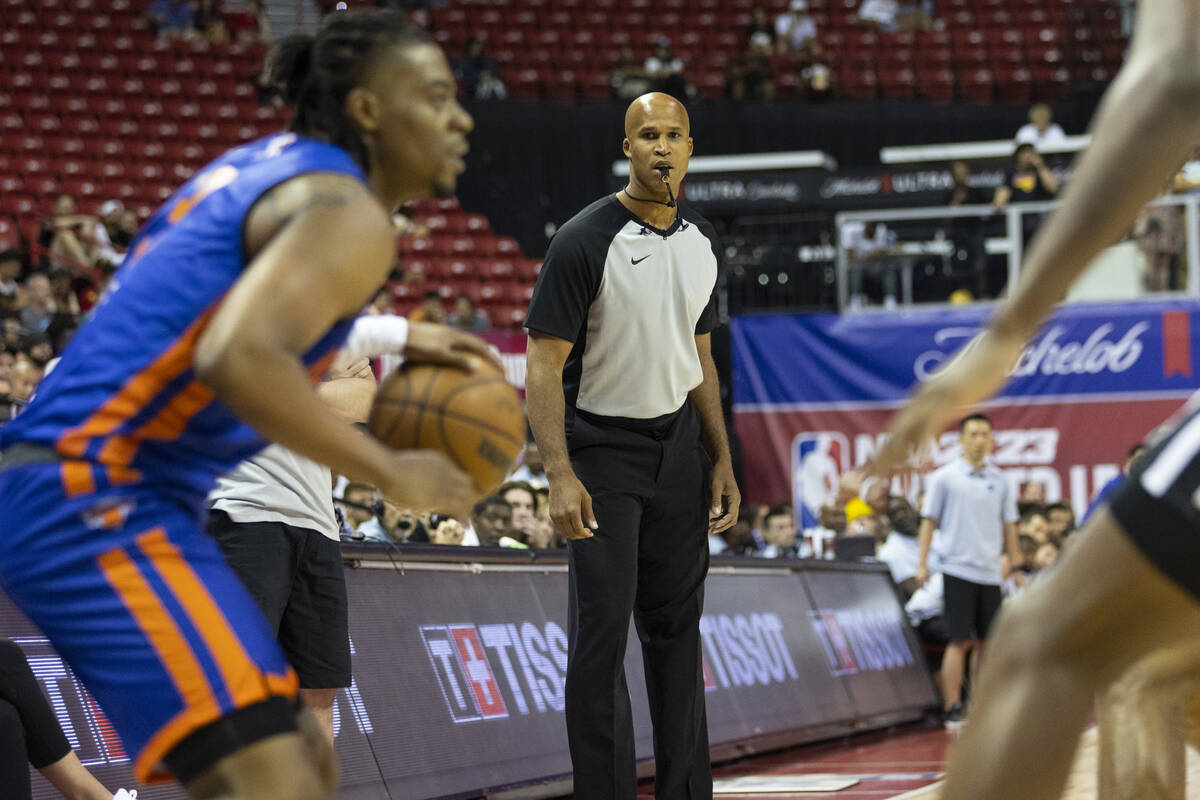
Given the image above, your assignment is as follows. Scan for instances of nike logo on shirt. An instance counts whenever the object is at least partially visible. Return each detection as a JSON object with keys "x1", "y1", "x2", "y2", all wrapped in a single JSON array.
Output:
[{"x1": 631, "y1": 255, "x2": 651, "y2": 265}]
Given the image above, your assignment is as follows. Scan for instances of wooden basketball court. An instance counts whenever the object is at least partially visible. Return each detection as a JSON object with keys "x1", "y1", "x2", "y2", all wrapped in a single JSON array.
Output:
[{"x1": 635, "y1": 723, "x2": 1200, "y2": 799}]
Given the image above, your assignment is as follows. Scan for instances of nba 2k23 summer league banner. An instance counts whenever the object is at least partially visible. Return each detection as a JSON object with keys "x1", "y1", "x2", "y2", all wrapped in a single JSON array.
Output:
[
  {"x1": 731, "y1": 299, "x2": 1200, "y2": 521},
  {"x1": 1, "y1": 557, "x2": 935, "y2": 799}
]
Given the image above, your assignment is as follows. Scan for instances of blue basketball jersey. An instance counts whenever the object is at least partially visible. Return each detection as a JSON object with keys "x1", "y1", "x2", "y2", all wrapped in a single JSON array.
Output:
[{"x1": 0, "y1": 133, "x2": 368, "y2": 505}]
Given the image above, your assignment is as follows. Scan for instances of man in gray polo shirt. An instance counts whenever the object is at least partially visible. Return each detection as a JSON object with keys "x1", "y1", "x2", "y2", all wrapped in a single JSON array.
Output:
[{"x1": 917, "y1": 412, "x2": 1019, "y2": 724}]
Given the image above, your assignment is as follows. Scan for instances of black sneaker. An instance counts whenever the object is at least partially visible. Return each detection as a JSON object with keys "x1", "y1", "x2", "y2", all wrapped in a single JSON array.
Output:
[{"x1": 943, "y1": 702, "x2": 966, "y2": 727}]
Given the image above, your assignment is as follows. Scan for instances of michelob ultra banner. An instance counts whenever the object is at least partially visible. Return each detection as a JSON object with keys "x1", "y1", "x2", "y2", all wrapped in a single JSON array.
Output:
[{"x1": 732, "y1": 300, "x2": 1200, "y2": 523}]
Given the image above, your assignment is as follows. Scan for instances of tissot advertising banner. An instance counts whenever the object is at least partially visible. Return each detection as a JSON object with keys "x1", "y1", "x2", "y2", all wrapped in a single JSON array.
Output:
[
  {"x1": 732, "y1": 300, "x2": 1200, "y2": 518},
  {"x1": 3, "y1": 558, "x2": 933, "y2": 799}
]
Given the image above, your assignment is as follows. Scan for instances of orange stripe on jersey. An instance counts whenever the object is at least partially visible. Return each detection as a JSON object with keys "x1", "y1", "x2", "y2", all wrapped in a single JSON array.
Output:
[
  {"x1": 56, "y1": 305, "x2": 219, "y2": 464},
  {"x1": 97, "y1": 543, "x2": 221, "y2": 783},
  {"x1": 136, "y1": 705, "x2": 226, "y2": 785},
  {"x1": 60, "y1": 461, "x2": 95, "y2": 498},
  {"x1": 266, "y1": 667, "x2": 300, "y2": 698},
  {"x1": 97, "y1": 380, "x2": 215, "y2": 470},
  {"x1": 137, "y1": 528, "x2": 281, "y2": 710},
  {"x1": 307, "y1": 350, "x2": 339, "y2": 384}
]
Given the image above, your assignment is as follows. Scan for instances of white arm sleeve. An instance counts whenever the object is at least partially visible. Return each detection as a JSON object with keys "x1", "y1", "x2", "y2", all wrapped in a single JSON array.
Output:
[{"x1": 340, "y1": 314, "x2": 409, "y2": 361}]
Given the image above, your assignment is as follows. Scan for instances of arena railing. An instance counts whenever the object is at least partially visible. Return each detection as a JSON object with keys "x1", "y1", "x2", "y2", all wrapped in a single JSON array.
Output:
[{"x1": 834, "y1": 193, "x2": 1200, "y2": 311}]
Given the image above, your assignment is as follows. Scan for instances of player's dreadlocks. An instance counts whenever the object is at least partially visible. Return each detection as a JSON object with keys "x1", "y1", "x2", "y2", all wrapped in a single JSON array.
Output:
[{"x1": 264, "y1": 10, "x2": 431, "y2": 172}]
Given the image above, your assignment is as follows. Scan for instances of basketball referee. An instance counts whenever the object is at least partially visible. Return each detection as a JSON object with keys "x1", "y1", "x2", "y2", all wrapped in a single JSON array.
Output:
[{"x1": 525, "y1": 92, "x2": 740, "y2": 800}]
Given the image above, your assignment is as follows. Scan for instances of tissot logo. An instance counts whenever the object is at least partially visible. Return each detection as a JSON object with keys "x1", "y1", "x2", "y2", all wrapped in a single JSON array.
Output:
[
  {"x1": 421, "y1": 622, "x2": 569, "y2": 724},
  {"x1": 809, "y1": 608, "x2": 915, "y2": 677}
]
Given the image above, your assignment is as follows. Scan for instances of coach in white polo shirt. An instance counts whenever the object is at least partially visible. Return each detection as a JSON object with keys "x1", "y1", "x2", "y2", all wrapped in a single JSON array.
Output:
[{"x1": 917, "y1": 412, "x2": 1019, "y2": 724}]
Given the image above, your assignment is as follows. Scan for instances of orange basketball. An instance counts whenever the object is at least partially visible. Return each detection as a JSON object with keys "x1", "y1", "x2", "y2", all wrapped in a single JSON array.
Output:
[{"x1": 367, "y1": 362, "x2": 525, "y2": 496}]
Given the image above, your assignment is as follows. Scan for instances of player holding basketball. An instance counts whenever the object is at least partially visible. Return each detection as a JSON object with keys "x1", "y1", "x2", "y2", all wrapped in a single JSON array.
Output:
[
  {"x1": 0, "y1": 11, "x2": 491, "y2": 800},
  {"x1": 871, "y1": 0, "x2": 1200, "y2": 796}
]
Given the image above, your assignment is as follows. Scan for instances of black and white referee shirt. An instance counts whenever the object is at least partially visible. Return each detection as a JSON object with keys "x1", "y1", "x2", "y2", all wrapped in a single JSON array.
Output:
[{"x1": 524, "y1": 195, "x2": 720, "y2": 420}]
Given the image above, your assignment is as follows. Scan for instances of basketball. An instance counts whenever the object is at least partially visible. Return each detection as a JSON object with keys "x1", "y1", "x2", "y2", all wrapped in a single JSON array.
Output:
[{"x1": 367, "y1": 362, "x2": 525, "y2": 496}]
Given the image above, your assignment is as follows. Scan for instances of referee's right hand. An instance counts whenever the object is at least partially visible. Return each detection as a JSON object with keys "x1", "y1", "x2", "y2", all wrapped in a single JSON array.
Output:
[{"x1": 550, "y1": 474, "x2": 598, "y2": 540}]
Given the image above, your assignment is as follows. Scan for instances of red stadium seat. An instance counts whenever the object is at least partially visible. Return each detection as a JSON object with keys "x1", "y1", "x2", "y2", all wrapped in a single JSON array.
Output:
[
  {"x1": 917, "y1": 68, "x2": 955, "y2": 103},
  {"x1": 960, "y1": 69, "x2": 994, "y2": 103}
]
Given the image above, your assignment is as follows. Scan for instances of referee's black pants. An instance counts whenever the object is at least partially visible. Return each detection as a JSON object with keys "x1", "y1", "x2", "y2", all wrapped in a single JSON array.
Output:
[{"x1": 565, "y1": 404, "x2": 712, "y2": 800}]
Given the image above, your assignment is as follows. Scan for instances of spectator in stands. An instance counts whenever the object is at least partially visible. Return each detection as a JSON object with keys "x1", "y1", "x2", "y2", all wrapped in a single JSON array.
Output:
[
  {"x1": 994, "y1": 144, "x2": 1059, "y2": 209},
  {"x1": 508, "y1": 440, "x2": 548, "y2": 489},
  {"x1": 455, "y1": 37, "x2": 507, "y2": 101},
  {"x1": 1045, "y1": 500, "x2": 1075, "y2": 538},
  {"x1": 194, "y1": 0, "x2": 230, "y2": 44},
  {"x1": 447, "y1": 293, "x2": 490, "y2": 332},
  {"x1": 471, "y1": 494, "x2": 515, "y2": 548},
  {"x1": 0, "y1": 251, "x2": 20, "y2": 311},
  {"x1": 945, "y1": 160, "x2": 988, "y2": 206},
  {"x1": 1033, "y1": 540, "x2": 1059, "y2": 572},
  {"x1": 801, "y1": 61, "x2": 834, "y2": 102},
  {"x1": 755, "y1": 504, "x2": 798, "y2": 558},
  {"x1": 728, "y1": 40, "x2": 776, "y2": 102},
  {"x1": 1017, "y1": 507, "x2": 1050, "y2": 546},
  {"x1": 803, "y1": 500, "x2": 845, "y2": 558},
  {"x1": 147, "y1": 0, "x2": 196, "y2": 40},
  {"x1": 91, "y1": 201, "x2": 126, "y2": 268},
  {"x1": 8, "y1": 357, "x2": 41, "y2": 406},
  {"x1": 879, "y1": 495, "x2": 922, "y2": 597},
  {"x1": 22, "y1": 335, "x2": 53, "y2": 370},
  {"x1": 0, "y1": 349, "x2": 11, "y2": 381},
  {"x1": 47, "y1": 270, "x2": 80, "y2": 318},
  {"x1": 644, "y1": 39, "x2": 689, "y2": 100},
  {"x1": 1019, "y1": 480, "x2": 1046, "y2": 505},
  {"x1": 408, "y1": 289, "x2": 445, "y2": 323},
  {"x1": 1014, "y1": 103, "x2": 1066, "y2": 148},
  {"x1": 612, "y1": 47, "x2": 652, "y2": 101},
  {"x1": 858, "y1": 0, "x2": 900, "y2": 32},
  {"x1": 19, "y1": 273, "x2": 55, "y2": 336},
  {"x1": 230, "y1": 0, "x2": 272, "y2": 44},
  {"x1": 340, "y1": 481, "x2": 378, "y2": 536},
  {"x1": 41, "y1": 195, "x2": 99, "y2": 275},
  {"x1": 747, "y1": 7, "x2": 775, "y2": 50},
  {"x1": 114, "y1": 209, "x2": 139, "y2": 249},
  {"x1": 775, "y1": 0, "x2": 819, "y2": 57},
  {"x1": 1133, "y1": 201, "x2": 1184, "y2": 291},
  {"x1": 1, "y1": 314, "x2": 20, "y2": 351},
  {"x1": 842, "y1": 220, "x2": 899, "y2": 308},
  {"x1": 943, "y1": 160, "x2": 990, "y2": 299},
  {"x1": 500, "y1": 480, "x2": 538, "y2": 544}
]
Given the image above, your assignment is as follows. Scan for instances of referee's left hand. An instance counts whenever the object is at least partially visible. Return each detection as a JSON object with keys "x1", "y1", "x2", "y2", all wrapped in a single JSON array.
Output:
[{"x1": 709, "y1": 460, "x2": 741, "y2": 535}]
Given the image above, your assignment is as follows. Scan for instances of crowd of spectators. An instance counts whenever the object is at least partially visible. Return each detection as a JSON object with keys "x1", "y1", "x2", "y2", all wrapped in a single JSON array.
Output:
[
  {"x1": 146, "y1": 0, "x2": 272, "y2": 44},
  {"x1": 0, "y1": 188, "x2": 142, "y2": 424}
]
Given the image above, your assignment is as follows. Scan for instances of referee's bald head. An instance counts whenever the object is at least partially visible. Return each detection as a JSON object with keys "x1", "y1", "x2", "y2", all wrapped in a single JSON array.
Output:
[{"x1": 624, "y1": 92, "x2": 690, "y2": 138}]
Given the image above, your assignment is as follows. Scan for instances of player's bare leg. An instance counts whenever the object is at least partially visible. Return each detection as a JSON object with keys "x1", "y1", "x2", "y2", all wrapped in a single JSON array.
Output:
[
  {"x1": 939, "y1": 509, "x2": 1200, "y2": 800},
  {"x1": 1096, "y1": 642, "x2": 1200, "y2": 800},
  {"x1": 183, "y1": 709, "x2": 336, "y2": 800},
  {"x1": 300, "y1": 688, "x2": 337, "y2": 746}
]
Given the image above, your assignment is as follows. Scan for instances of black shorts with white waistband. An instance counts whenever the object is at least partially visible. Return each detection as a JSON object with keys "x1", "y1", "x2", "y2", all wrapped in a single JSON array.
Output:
[{"x1": 1108, "y1": 400, "x2": 1200, "y2": 603}]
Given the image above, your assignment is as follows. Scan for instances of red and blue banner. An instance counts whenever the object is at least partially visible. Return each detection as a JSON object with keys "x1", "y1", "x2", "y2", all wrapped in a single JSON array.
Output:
[{"x1": 732, "y1": 300, "x2": 1200, "y2": 524}]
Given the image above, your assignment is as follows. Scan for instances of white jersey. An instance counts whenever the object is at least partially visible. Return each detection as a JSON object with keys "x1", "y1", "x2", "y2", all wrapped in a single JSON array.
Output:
[{"x1": 208, "y1": 444, "x2": 338, "y2": 540}]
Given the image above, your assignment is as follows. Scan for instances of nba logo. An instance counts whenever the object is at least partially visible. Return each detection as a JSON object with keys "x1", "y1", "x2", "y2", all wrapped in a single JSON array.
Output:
[{"x1": 792, "y1": 433, "x2": 850, "y2": 529}]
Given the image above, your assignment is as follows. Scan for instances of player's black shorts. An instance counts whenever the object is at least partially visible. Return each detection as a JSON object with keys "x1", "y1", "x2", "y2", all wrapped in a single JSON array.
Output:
[
  {"x1": 942, "y1": 574, "x2": 1002, "y2": 642},
  {"x1": 207, "y1": 511, "x2": 351, "y2": 689},
  {"x1": 1108, "y1": 399, "x2": 1200, "y2": 602}
]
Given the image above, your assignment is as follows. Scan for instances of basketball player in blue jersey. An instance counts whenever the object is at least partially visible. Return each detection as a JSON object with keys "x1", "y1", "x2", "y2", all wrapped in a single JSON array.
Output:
[
  {"x1": 0, "y1": 11, "x2": 491, "y2": 800},
  {"x1": 868, "y1": 0, "x2": 1200, "y2": 796}
]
